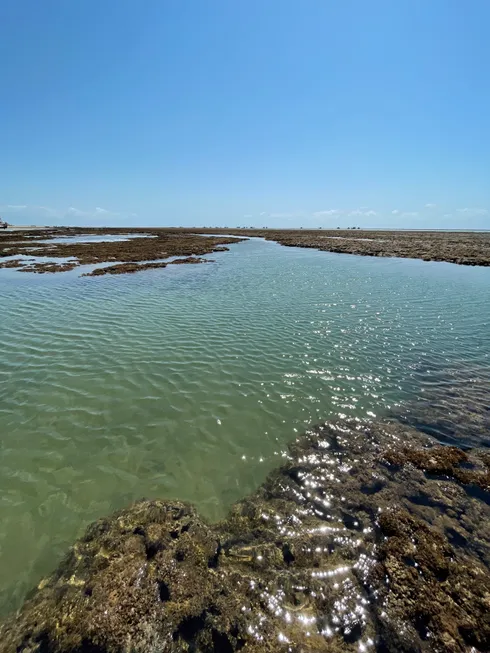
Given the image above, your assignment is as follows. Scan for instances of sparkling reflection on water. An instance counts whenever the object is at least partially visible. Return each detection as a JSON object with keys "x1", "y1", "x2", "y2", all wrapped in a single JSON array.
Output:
[{"x1": 0, "y1": 237, "x2": 489, "y2": 614}]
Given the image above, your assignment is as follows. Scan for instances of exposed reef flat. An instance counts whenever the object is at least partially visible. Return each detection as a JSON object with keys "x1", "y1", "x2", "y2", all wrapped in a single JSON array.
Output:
[
  {"x1": 1, "y1": 415, "x2": 489, "y2": 652},
  {"x1": 0, "y1": 228, "x2": 244, "y2": 276},
  {"x1": 192, "y1": 228, "x2": 490, "y2": 267},
  {"x1": 2, "y1": 228, "x2": 490, "y2": 274},
  {"x1": 81, "y1": 257, "x2": 210, "y2": 277}
]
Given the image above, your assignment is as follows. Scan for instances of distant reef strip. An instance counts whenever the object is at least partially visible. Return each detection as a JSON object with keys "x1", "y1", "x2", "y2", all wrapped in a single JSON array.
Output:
[{"x1": 1, "y1": 227, "x2": 490, "y2": 275}]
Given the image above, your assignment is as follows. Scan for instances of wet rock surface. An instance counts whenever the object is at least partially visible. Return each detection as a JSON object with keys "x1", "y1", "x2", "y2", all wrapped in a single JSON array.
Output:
[
  {"x1": 1, "y1": 417, "x2": 489, "y2": 652},
  {"x1": 18, "y1": 261, "x2": 79, "y2": 273},
  {"x1": 383, "y1": 444, "x2": 490, "y2": 491},
  {"x1": 0, "y1": 228, "x2": 243, "y2": 275},
  {"x1": 243, "y1": 229, "x2": 490, "y2": 266},
  {"x1": 81, "y1": 257, "x2": 209, "y2": 277},
  {"x1": 186, "y1": 228, "x2": 490, "y2": 267},
  {"x1": 3, "y1": 227, "x2": 490, "y2": 271},
  {"x1": 0, "y1": 258, "x2": 30, "y2": 269},
  {"x1": 372, "y1": 509, "x2": 490, "y2": 652}
]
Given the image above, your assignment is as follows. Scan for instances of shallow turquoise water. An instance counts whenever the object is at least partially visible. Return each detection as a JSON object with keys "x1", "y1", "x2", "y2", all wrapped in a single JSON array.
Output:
[{"x1": 0, "y1": 237, "x2": 489, "y2": 613}]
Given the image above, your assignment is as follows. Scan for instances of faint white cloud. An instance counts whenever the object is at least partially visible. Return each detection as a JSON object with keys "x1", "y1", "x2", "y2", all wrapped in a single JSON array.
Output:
[
  {"x1": 67, "y1": 206, "x2": 122, "y2": 220},
  {"x1": 1, "y1": 204, "x2": 132, "y2": 224},
  {"x1": 67, "y1": 207, "x2": 85, "y2": 216},
  {"x1": 259, "y1": 212, "x2": 267, "y2": 216},
  {"x1": 444, "y1": 213, "x2": 453, "y2": 218},
  {"x1": 425, "y1": 203, "x2": 436, "y2": 208},
  {"x1": 457, "y1": 207, "x2": 488, "y2": 216},
  {"x1": 65, "y1": 206, "x2": 125, "y2": 223},
  {"x1": 1, "y1": 204, "x2": 61, "y2": 219},
  {"x1": 68, "y1": 206, "x2": 115, "y2": 217},
  {"x1": 348, "y1": 209, "x2": 376, "y2": 217},
  {"x1": 243, "y1": 214, "x2": 253, "y2": 219},
  {"x1": 313, "y1": 209, "x2": 341, "y2": 217},
  {"x1": 38, "y1": 206, "x2": 60, "y2": 217},
  {"x1": 392, "y1": 209, "x2": 418, "y2": 218}
]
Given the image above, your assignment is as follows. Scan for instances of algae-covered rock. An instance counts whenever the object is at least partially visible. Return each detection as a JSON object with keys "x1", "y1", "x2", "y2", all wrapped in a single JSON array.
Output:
[
  {"x1": 369, "y1": 509, "x2": 490, "y2": 653},
  {"x1": 1, "y1": 419, "x2": 489, "y2": 652},
  {"x1": 0, "y1": 500, "x2": 225, "y2": 651}
]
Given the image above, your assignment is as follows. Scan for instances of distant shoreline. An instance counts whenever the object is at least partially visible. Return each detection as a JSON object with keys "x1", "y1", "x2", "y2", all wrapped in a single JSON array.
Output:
[{"x1": 3, "y1": 225, "x2": 490, "y2": 233}]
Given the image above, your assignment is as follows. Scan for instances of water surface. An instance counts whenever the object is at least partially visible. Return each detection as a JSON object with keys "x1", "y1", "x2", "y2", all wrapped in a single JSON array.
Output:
[{"x1": 0, "y1": 238, "x2": 489, "y2": 613}]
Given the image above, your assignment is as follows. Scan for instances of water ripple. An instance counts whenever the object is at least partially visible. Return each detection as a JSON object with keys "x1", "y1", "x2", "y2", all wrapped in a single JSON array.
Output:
[{"x1": 0, "y1": 238, "x2": 489, "y2": 614}]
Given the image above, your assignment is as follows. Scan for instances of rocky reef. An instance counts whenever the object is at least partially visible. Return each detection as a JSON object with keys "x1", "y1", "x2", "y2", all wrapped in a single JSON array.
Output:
[
  {"x1": 1, "y1": 416, "x2": 489, "y2": 653},
  {"x1": 3, "y1": 227, "x2": 490, "y2": 272},
  {"x1": 0, "y1": 228, "x2": 243, "y2": 276},
  {"x1": 232, "y1": 228, "x2": 490, "y2": 267},
  {"x1": 172, "y1": 227, "x2": 490, "y2": 267},
  {"x1": 81, "y1": 257, "x2": 210, "y2": 277}
]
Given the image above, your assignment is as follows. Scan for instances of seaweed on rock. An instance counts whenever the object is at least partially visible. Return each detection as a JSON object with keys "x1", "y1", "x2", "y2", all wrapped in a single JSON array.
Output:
[{"x1": 1, "y1": 416, "x2": 489, "y2": 652}]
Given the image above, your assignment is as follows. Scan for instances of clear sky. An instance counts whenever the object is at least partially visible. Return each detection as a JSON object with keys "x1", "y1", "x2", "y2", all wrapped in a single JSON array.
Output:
[{"x1": 1, "y1": 0, "x2": 489, "y2": 229}]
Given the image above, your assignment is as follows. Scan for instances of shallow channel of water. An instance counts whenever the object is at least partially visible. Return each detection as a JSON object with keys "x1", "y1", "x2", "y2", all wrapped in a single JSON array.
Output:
[{"x1": 0, "y1": 237, "x2": 489, "y2": 614}]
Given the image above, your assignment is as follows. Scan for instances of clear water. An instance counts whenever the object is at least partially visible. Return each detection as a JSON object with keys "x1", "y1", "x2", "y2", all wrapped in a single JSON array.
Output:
[{"x1": 0, "y1": 238, "x2": 489, "y2": 614}]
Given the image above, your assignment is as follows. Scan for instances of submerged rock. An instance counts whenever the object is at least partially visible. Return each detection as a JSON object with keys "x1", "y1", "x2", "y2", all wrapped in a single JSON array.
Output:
[
  {"x1": 392, "y1": 365, "x2": 490, "y2": 449},
  {"x1": 0, "y1": 501, "x2": 230, "y2": 652},
  {"x1": 82, "y1": 257, "x2": 210, "y2": 277},
  {"x1": 372, "y1": 509, "x2": 490, "y2": 652},
  {"x1": 1, "y1": 419, "x2": 489, "y2": 652}
]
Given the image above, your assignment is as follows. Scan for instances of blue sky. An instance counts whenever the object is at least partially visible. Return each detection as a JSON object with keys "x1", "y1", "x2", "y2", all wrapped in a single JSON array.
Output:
[{"x1": 1, "y1": 0, "x2": 489, "y2": 229}]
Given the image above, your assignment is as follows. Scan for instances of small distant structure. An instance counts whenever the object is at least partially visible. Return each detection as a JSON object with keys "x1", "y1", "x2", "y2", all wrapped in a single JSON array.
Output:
[{"x1": 0, "y1": 217, "x2": 8, "y2": 229}]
